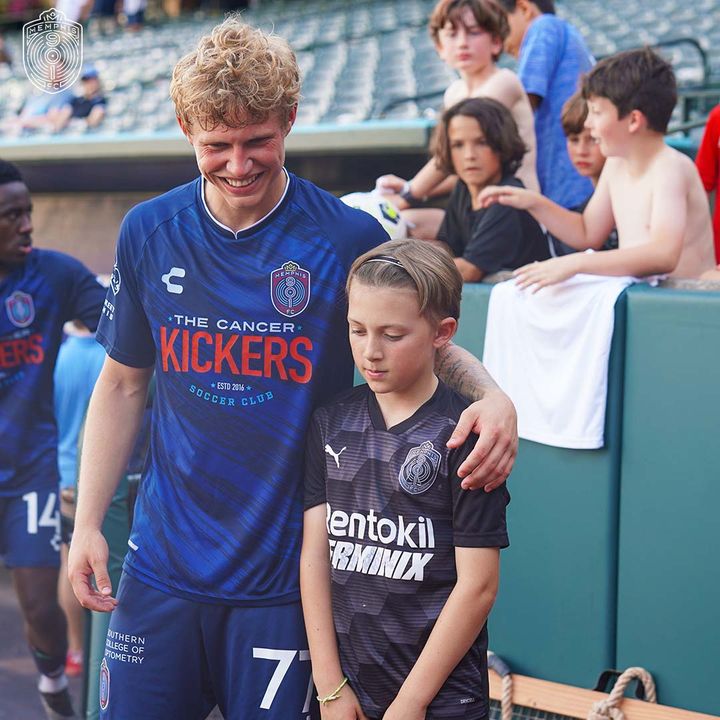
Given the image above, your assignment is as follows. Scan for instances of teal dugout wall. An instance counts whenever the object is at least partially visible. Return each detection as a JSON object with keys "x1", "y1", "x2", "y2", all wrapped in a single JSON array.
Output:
[
  {"x1": 456, "y1": 283, "x2": 625, "y2": 689},
  {"x1": 616, "y1": 286, "x2": 720, "y2": 715}
]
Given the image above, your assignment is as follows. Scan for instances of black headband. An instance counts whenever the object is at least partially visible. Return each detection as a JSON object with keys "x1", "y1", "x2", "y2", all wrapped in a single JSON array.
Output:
[{"x1": 362, "y1": 254, "x2": 405, "y2": 269}]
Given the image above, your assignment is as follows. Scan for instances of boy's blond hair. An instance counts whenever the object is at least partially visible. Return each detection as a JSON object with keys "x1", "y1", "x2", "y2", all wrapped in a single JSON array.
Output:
[
  {"x1": 347, "y1": 239, "x2": 462, "y2": 322},
  {"x1": 170, "y1": 16, "x2": 300, "y2": 131}
]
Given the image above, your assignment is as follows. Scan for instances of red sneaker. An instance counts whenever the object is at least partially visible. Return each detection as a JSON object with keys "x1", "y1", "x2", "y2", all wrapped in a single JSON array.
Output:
[{"x1": 65, "y1": 650, "x2": 83, "y2": 678}]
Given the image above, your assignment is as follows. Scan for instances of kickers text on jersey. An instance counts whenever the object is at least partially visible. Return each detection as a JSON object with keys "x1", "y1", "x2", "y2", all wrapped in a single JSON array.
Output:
[{"x1": 160, "y1": 315, "x2": 313, "y2": 384}]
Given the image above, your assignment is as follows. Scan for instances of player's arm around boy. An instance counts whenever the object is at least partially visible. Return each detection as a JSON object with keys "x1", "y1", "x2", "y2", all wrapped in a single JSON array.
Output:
[{"x1": 437, "y1": 341, "x2": 517, "y2": 491}]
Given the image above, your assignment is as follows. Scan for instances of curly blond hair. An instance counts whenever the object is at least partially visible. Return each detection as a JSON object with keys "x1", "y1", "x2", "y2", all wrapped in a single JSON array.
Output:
[{"x1": 170, "y1": 15, "x2": 300, "y2": 131}]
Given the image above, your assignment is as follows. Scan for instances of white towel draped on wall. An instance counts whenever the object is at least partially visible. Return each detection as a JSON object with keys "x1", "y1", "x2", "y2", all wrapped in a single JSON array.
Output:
[{"x1": 482, "y1": 274, "x2": 634, "y2": 450}]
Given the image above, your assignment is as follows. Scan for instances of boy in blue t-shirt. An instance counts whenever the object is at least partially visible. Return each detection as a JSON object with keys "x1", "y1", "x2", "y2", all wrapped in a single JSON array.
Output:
[
  {"x1": 302, "y1": 239, "x2": 509, "y2": 719},
  {"x1": 498, "y1": 0, "x2": 594, "y2": 209}
]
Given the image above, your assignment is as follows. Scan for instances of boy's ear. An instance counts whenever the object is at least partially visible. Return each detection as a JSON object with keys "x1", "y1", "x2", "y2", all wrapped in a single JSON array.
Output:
[
  {"x1": 627, "y1": 109, "x2": 648, "y2": 133},
  {"x1": 433, "y1": 317, "x2": 458, "y2": 348},
  {"x1": 518, "y1": 0, "x2": 541, "y2": 19}
]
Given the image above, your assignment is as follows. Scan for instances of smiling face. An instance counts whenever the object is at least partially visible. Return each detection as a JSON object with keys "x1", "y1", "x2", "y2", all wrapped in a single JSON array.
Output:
[
  {"x1": 0, "y1": 181, "x2": 33, "y2": 275},
  {"x1": 448, "y1": 114, "x2": 503, "y2": 195},
  {"x1": 347, "y1": 281, "x2": 454, "y2": 407},
  {"x1": 566, "y1": 127, "x2": 605, "y2": 183},
  {"x1": 184, "y1": 108, "x2": 296, "y2": 231},
  {"x1": 435, "y1": 7, "x2": 502, "y2": 75}
]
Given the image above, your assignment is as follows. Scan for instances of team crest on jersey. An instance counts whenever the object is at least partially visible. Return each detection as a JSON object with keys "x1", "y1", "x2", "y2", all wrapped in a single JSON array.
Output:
[
  {"x1": 399, "y1": 441, "x2": 441, "y2": 495},
  {"x1": 270, "y1": 261, "x2": 311, "y2": 317},
  {"x1": 110, "y1": 263, "x2": 121, "y2": 295},
  {"x1": 5, "y1": 290, "x2": 35, "y2": 328},
  {"x1": 99, "y1": 658, "x2": 110, "y2": 710}
]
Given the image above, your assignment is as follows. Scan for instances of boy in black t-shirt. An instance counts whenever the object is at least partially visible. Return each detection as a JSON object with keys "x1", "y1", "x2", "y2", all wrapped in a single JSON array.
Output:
[
  {"x1": 435, "y1": 97, "x2": 549, "y2": 282},
  {"x1": 301, "y1": 239, "x2": 510, "y2": 720}
]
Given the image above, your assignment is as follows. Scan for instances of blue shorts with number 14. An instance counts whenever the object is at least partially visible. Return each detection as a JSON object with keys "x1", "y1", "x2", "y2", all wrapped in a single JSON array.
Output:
[{"x1": 99, "y1": 572, "x2": 320, "y2": 720}]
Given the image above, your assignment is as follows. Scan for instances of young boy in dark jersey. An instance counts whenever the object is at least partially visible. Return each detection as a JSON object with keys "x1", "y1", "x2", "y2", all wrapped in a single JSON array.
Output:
[{"x1": 301, "y1": 239, "x2": 510, "y2": 720}]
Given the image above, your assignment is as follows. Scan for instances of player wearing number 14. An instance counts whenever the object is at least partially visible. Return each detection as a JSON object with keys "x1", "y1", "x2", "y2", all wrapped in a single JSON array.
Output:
[{"x1": 0, "y1": 159, "x2": 106, "y2": 720}]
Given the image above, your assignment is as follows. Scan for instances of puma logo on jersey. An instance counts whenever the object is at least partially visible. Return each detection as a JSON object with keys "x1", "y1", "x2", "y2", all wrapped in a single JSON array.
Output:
[
  {"x1": 324, "y1": 444, "x2": 347, "y2": 468},
  {"x1": 162, "y1": 267, "x2": 186, "y2": 294}
]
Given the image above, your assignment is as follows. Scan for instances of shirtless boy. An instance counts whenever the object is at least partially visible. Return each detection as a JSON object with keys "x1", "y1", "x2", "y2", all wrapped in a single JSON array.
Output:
[{"x1": 480, "y1": 47, "x2": 715, "y2": 288}]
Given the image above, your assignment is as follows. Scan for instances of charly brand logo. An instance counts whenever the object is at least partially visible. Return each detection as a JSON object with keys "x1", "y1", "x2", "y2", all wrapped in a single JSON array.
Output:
[
  {"x1": 22, "y1": 9, "x2": 83, "y2": 94},
  {"x1": 271, "y1": 261, "x2": 311, "y2": 317},
  {"x1": 5, "y1": 291, "x2": 35, "y2": 328},
  {"x1": 162, "y1": 267, "x2": 186, "y2": 295},
  {"x1": 398, "y1": 441, "x2": 441, "y2": 495}
]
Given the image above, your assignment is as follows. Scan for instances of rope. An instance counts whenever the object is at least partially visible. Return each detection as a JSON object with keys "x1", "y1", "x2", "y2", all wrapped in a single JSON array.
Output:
[
  {"x1": 500, "y1": 672, "x2": 513, "y2": 720},
  {"x1": 487, "y1": 651, "x2": 513, "y2": 720},
  {"x1": 588, "y1": 667, "x2": 657, "y2": 720}
]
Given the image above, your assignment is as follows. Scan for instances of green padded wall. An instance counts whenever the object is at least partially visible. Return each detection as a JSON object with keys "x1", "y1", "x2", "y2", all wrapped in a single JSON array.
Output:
[
  {"x1": 616, "y1": 286, "x2": 720, "y2": 715},
  {"x1": 457, "y1": 284, "x2": 625, "y2": 688}
]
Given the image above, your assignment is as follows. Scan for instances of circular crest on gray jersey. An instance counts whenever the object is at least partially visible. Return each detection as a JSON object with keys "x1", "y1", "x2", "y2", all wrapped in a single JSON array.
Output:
[{"x1": 398, "y1": 441, "x2": 441, "y2": 495}]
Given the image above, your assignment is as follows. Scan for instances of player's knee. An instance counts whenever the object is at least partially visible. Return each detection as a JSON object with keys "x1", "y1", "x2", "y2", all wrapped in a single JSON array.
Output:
[{"x1": 19, "y1": 590, "x2": 63, "y2": 633}]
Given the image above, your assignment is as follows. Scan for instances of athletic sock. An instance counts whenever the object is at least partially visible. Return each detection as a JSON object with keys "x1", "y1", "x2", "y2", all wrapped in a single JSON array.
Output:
[
  {"x1": 31, "y1": 645, "x2": 67, "y2": 679},
  {"x1": 38, "y1": 672, "x2": 69, "y2": 694}
]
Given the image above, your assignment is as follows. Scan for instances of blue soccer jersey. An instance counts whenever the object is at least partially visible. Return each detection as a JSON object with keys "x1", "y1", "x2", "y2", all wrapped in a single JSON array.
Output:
[
  {"x1": 0, "y1": 249, "x2": 105, "y2": 494},
  {"x1": 97, "y1": 172, "x2": 387, "y2": 604}
]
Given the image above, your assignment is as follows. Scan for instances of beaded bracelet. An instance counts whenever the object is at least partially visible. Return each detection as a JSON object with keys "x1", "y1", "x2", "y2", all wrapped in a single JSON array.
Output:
[{"x1": 317, "y1": 676, "x2": 349, "y2": 705}]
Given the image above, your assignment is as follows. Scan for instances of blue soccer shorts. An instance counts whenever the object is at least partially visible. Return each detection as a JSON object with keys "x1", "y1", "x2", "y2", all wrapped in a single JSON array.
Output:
[
  {"x1": 99, "y1": 572, "x2": 320, "y2": 720},
  {"x1": 0, "y1": 486, "x2": 61, "y2": 568}
]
